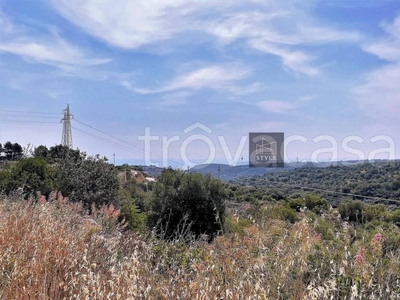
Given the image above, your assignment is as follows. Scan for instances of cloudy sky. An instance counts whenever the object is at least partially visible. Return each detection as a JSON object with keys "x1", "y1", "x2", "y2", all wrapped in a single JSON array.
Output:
[{"x1": 1, "y1": 0, "x2": 399, "y2": 167}]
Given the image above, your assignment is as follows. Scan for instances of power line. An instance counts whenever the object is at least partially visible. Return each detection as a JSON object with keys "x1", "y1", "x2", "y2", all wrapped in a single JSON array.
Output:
[
  {"x1": 0, "y1": 113, "x2": 61, "y2": 120},
  {"x1": 0, "y1": 121, "x2": 60, "y2": 125},
  {"x1": 73, "y1": 118, "x2": 183, "y2": 166},
  {"x1": 72, "y1": 126, "x2": 143, "y2": 154},
  {"x1": 0, "y1": 109, "x2": 61, "y2": 115}
]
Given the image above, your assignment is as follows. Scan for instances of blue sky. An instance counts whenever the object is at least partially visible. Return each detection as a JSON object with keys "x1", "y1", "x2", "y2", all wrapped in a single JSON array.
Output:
[{"x1": 1, "y1": 0, "x2": 400, "y2": 167}]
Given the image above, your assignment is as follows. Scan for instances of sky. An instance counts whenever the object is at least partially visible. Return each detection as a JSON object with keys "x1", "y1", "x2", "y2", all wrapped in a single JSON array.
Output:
[{"x1": 1, "y1": 0, "x2": 400, "y2": 168}]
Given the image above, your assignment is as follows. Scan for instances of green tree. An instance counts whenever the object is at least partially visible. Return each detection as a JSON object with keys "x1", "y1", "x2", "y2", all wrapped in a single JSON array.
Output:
[
  {"x1": 48, "y1": 145, "x2": 82, "y2": 163},
  {"x1": 0, "y1": 157, "x2": 55, "y2": 197},
  {"x1": 147, "y1": 169, "x2": 227, "y2": 240},
  {"x1": 118, "y1": 189, "x2": 144, "y2": 231},
  {"x1": 33, "y1": 145, "x2": 49, "y2": 160},
  {"x1": 3, "y1": 141, "x2": 23, "y2": 160},
  {"x1": 56, "y1": 153, "x2": 119, "y2": 209}
]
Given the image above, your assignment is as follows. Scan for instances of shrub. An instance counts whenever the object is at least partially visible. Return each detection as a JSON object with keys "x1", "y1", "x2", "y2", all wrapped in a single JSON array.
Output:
[
  {"x1": 262, "y1": 204, "x2": 298, "y2": 223},
  {"x1": 314, "y1": 217, "x2": 335, "y2": 240},
  {"x1": 147, "y1": 169, "x2": 227, "y2": 240},
  {"x1": 339, "y1": 200, "x2": 365, "y2": 222},
  {"x1": 224, "y1": 215, "x2": 254, "y2": 236},
  {"x1": 118, "y1": 189, "x2": 144, "y2": 232},
  {"x1": 288, "y1": 197, "x2": 306, "y2": 212},
  {"x1": 363, "y1": 204, "x2": 386, "y2": 222},
  {"x1": 0, "y1": 157, "x2": 55, "y2": 198}
]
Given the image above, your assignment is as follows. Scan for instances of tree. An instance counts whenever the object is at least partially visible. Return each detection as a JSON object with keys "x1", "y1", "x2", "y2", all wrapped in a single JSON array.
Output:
[
  {"x1": 33, "y1": 145, "x2": 49, "y2": 160},
  {"x1": 118, "y1": 189, "x2": 144, "y2": 231},
  {"x1": 147, "y1": 169, "x2": 227, "y2": 240},
  {"x1": 3, "y1": 141, "x2": 23, "y2": 160},
  {"x1": 56, "y1": 153, "x2": 119, "y2": 209},
  {"x1": 48, "y1": 145, "x2": 82, "y2": 163},
  {"x1": 0, "y1": 157, "x2": 55, "y2": 197}
]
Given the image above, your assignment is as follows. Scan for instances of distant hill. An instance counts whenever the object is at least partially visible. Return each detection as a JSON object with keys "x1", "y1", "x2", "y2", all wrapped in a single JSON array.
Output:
[
  {"x1": 233, "y1": 159, "x2": 400, "y2": 206},
  {"x1": 190, "y1": 163, "x2": 291, "y2": 181},
  {"x1": 190, "y1": 161, "x2": 366, "y2": 182},
  {"x1": 140, "y1": 160, "x2": 369, "y2": 182},
  {"x1": 141, "y1": 165, "x2": 164, "y2": 177}
]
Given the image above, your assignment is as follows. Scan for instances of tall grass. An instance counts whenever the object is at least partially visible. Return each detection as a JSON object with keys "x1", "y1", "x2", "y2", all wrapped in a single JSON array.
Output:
[{"x1": 1, "y1": 195, "x2": 399, "y2": 299}]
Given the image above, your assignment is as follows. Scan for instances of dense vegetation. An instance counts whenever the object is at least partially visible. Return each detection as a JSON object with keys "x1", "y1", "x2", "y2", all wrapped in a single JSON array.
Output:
[
  {"x1": 0, "y1": 143, "x2": 227, "y2": 240},
  {"x1": 231, "y1": 160, "x2": 400, "y2": 207},
  {"x1": 0, "y1": 144, "x2": 119, "y2": 209},
  {"x1": 1, "y1": 142, "x2": 400, "y2": 298},
  {"x1": 1, "y1": 194, "x2": 400, "y2": 299}
]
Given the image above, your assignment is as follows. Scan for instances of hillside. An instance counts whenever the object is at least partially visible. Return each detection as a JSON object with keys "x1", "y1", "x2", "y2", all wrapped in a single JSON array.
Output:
[
  {"x1": 232, "y1": 160, "x2": 400, "y2": 206},
  {"x1": 190, "y1": 161, "x2": 367, "y2": 182}
]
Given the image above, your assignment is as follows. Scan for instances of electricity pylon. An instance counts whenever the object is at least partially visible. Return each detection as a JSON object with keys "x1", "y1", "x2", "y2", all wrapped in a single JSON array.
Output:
[{"x1": 61, "y1": 104, "x2": 73, "y2": 148}]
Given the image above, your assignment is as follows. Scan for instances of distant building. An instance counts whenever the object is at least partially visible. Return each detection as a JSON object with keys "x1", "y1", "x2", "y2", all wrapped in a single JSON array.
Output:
[
  {"x1": 0, "y1": 150, "x2": 6, "y2": 161},
  {"x1": 146, "y1": 177, "x2": 156, "y2": 182}
]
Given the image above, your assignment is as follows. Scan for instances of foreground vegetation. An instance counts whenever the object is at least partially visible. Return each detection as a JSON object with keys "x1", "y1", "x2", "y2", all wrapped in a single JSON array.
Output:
[
  {"x1": 1, "y1": 143, "x2": 400, "y2": 298},
  {"x1": 1, "y1": 194, "x2": 400, "y2": 299}
]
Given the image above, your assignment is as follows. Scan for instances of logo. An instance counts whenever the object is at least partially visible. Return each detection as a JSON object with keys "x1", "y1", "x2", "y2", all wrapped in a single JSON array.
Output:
[{"x1": 249, "y1": 132, "x2": 284, "y2": 168}]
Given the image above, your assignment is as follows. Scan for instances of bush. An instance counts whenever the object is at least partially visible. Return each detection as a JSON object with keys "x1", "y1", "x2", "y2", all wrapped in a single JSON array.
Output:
[
  {"x1": 147, "y1": 169, "x2": 227, "y2": 240},
  {"x1": 118, "y1": 189, "x2": 144, "y2": 232},
  {"x1": 314, "y1": 217, "x2": 335, "y2": 240},
  {"x1": 363, "y1": 204, "x2": 386, "y2": 222},
  {"x1": 56, "y1": 154, "x2": 119, "y2": 209},
  {"x1": 304, "y1": 194, "x2": 329, "y2": 214},
  {"x1": 0, "y1": 157, "x2": 55, "y2": 198},
  {"x1": 224, "y1": 215, "x2": 254, "y2": 236},
  {"x1": 288, "y1": 198, "x2": 305, "y2": 212},
  {"x1": 338, "y1": 200, "x2": 365, "y2": 222},
  {"x1": 262, "y1": 204, "x2": 298, "y2": 223}
]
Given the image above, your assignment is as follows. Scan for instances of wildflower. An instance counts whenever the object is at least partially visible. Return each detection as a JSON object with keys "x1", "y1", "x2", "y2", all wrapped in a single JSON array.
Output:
[
  {"x1": 372, "y1": 233, "x2": 384, "y2": 244},
  {"x1": 370, "y1": 232, "x2": 384, "y2": 256},
  {"x1": 355, "y1": 253, "x2": 364, "y2": 263},
  {"x1": 355, "y1": 247, "x2": 365, "y2": 264}
]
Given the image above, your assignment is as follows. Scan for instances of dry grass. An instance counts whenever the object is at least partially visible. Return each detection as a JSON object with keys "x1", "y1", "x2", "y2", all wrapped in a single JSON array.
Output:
[{"x1": 1, "y1": 195, "x2": 400, "y2": 299}]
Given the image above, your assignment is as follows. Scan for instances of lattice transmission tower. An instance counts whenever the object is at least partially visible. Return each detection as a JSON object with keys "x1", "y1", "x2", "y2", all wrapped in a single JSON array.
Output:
[{"x1": 61, "y1": 104, "x2": 73, "y2": 148}]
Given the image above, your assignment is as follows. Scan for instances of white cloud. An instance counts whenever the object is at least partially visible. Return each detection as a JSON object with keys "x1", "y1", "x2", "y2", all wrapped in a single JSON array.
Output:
[
  {"x1": 249, "y1": 40, "x2": 320, "y2": 76},
  {"x1": 0, "y1": 7, "x2": 110, "y2": 69},
  {"x1": 354, "y1": 64, "x2": 400, "y2": 121},
  {"x1": 48, "y1": 0, "x2": 361, "y2": 76},
  {"x1": 256, "y1": 100, "x2": 297, "y2": 114},
  {"x1": 49, "y1": 0, "x2": 213, "y2": 49},
  {"x1": 0, "y1": 39, "x2": 110, "y2": 67},
  {"x1": 123, "y1": 64, "x2": 251, "y2": 94},
  {"x1": 207, "y1": 9, "x2": 360, "y2": 76},
  {"x1": 299, "y1": 95, "x2": 317, "y2": 102},
  {"x1": 362, "y1": 14, "x2": 400, "y2": 63},
  {"x1": 160, "y1": 91, "x2": 191, "y2": 107},
  {"x1": 355, "y1": 14, "x2": 400, "y2": 122}
]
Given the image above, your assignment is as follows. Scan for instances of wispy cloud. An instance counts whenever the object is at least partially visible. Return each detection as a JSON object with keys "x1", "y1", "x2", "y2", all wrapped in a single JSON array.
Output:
[
  {"x1": 355, "y1": 14, "x2": 400, "y2": 122},
  {"x1": 0, "y1": 39, "x2": 110, "y2": 67},
  {"x1": 249, "y1": 40, "x2": 320, "y2": 76},
  {"x1": 49, "y1": 0, "x2": 211, "y2": 49},
  {"x1": 0, "y1": 7, "x2": 110, "y2": 70},
  {"x1": 48, "y1": 0, "x2": 361, "y2": 76},
  {"x1": 256, "y1": 100, "x2": 297, "y2": 114},
  {"x1": 299, "y1": 95, "x2": 317, "y2": 102},
  {"x1": 160, "y1": 91, "x2": 191, "y2": 107},
  {"x1": 122, "y1": 64, "x2": 252, "y2": 95}
]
